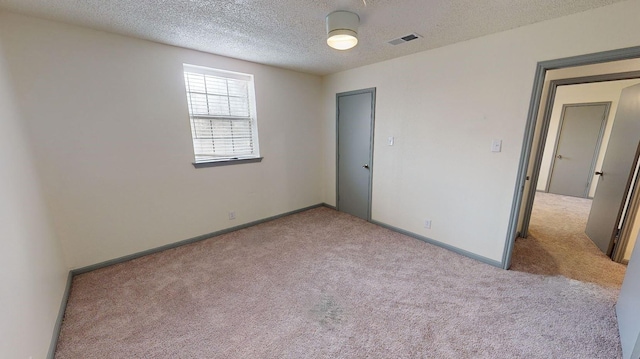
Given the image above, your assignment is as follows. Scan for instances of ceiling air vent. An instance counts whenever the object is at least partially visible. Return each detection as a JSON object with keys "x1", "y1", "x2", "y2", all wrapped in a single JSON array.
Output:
[{"x1": 388, "y1": 33, "x2": 422, "y2": 45}]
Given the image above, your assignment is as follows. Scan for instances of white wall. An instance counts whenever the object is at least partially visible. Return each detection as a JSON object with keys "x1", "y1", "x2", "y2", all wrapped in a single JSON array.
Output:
[
  {"x1": 618, "y1": 234, "x2": 640, "y2": 359},
  {"x1": 537, "y1": 80, "x2": 640, "y2": 197},
  {"x1": 322, "y1": 0, "x2": 640, "y2": 263},
  {"x1": 518, "y1": 58, "x2": 640, "y2": 235},
  {"x1": 0, "y1": 11, "x2": 324, "y2": 269},
  {"x1": 0, "y1": 39, "x2": 68, "y2": 359}
]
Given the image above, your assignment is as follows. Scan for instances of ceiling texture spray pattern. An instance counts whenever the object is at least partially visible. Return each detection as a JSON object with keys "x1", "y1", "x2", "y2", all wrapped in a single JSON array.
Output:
[{"x1": 0, "y1": 0, "x2": 626, "y2": 75}]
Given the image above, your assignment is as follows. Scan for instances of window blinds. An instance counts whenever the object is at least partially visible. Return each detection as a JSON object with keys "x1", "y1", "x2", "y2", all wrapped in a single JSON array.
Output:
[{"x1": 183, "y1": 66, "x2": 258, "y2": 162}]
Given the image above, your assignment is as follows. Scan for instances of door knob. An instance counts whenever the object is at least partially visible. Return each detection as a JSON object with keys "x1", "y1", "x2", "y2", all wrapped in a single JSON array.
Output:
[
  {"x1": 595, "y1": 171, "x2": 603, "y2": 176},
  {"x1": 362, "y1": 164, "x2": 369, "y2": 169},
  {"x1": 556, "y1": 154, "x2": 563, "y2": 159}
]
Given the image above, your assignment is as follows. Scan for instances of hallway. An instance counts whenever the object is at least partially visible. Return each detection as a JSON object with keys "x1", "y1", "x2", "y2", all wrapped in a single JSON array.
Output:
[{"x1": 511, "y1": 192, "x2": 626, "y2": 288}]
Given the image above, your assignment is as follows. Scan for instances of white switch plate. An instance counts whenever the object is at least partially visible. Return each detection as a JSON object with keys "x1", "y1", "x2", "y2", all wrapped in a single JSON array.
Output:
[
  {"x1": 388, "y1": 136, "x2": 394, "y2": 146},
  {"x1": 491, "y1": 139, "x2": 502, "y2": 152}
]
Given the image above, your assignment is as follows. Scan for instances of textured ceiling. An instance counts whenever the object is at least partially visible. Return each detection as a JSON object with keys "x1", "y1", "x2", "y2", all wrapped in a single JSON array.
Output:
[{"x1": 0, "y1": 0, "x2": 626, "y2": 75}]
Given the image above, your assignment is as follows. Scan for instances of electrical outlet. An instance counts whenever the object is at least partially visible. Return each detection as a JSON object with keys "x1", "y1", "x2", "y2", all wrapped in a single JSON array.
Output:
[
  {"x1": 228, "y1": 211, "x2": 236, "y2": 220},
  {"x1": 424, "y1": 219, "x2": 432, "y2": 229}
]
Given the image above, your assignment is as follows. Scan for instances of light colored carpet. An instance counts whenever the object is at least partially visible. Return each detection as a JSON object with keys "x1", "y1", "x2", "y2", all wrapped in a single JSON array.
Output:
[
  {"x1": 511, "y1": 192, "x2": 627, "y2": 288},
  {"x1": 56, "y1": 207, "x2": 622, "y2": 358}
]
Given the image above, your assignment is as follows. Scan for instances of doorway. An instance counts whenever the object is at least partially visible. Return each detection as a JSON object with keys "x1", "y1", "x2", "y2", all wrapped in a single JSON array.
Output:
[
  {"x1": 336, "y1": 88, "x2": 376, "y2": 221},
  {"x1": 510, "y1": 81, "x2": 635, "y2": 287},
  {"x1": 503, "y1": 50, "x2": 640, "y2": 271},
  {"x1": 522, "y1": 79, "x2": 640, "y2": 267},
  {"x1": 503, "y1": 47, "x2": 640, "y2": 359}
]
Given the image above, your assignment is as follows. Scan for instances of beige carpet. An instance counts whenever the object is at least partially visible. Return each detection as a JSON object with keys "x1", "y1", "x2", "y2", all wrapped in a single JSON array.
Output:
[
  {"x1": 56, "y1": 207, "x2": 622, "y2": 358},
  {"x1": 511, "y1": 192, "x2": 627, "y2": 288}
]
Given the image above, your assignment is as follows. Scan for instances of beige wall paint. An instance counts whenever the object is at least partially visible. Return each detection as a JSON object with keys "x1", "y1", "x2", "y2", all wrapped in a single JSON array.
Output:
[
  {"x1": 322, "y1": 0, "x2": 640, "y2": 262},
  {"x1": 0, "y1": 39, "x2": 68, "y2": 358},
  {"x1": 0, "y1": 11, "x2": 324, "y2": 269},
  {"x1": 537, "y1": 79, "x2": 640, "y2": 197}
]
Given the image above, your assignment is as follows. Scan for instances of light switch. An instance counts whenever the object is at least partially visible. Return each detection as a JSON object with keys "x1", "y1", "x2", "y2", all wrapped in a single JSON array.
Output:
[
  {"x1": 388, "y1": 136, "x2": 394, "y2": 146},
  {"x1": 491, "y1": 139, "x2": 502, "y2": 152}
]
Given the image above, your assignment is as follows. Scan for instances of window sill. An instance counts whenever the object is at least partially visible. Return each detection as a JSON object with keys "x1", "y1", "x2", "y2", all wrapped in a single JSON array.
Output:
[{"x1": 192, "y1": 157, "x2": 263, "y2": 168}]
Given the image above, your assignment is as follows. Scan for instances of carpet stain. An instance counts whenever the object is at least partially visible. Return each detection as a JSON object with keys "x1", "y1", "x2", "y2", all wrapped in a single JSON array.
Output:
[{"x1": 311, "y1": 294, "x2": 344, "y2": 329}]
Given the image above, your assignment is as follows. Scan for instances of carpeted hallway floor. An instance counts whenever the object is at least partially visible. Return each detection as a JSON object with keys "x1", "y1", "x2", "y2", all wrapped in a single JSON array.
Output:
[
  {"x1": 56, "y1": 206, "x2": 622, "y2": 358},
  {"x1": 511, "y1": 192, "x2": 627, "y2": 288}
]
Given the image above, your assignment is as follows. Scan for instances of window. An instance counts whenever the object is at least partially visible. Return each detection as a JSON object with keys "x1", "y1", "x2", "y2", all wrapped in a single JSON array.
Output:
[{"x1": 183, "y1": 64, "x2": 260, "y2": 166}]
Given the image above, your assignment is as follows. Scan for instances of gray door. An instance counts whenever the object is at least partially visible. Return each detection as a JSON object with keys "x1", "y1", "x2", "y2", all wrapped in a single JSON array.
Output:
[
  {"x1": 547, "y1": 103, "x2": 609, "y2": 198},
  {"x1": 586, "y1": 84, "x2": 640, "y2": 254},
  {"x1": 337, "y1": 89, "x2": 375, "y2": 220},
  {"x1": 617, "y1": 238, "x2": 640, "y2": 359}
]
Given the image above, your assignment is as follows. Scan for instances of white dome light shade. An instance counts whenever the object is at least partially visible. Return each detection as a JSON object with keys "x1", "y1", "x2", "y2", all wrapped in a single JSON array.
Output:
[{"x1": 326, "y1": 11, "x2": 360, "y2": 50}]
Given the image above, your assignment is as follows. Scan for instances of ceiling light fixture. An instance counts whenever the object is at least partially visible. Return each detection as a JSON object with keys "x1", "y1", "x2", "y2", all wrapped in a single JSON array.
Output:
[{"x1": 326, "y1": 10, "x2": 360, "y2": 51}]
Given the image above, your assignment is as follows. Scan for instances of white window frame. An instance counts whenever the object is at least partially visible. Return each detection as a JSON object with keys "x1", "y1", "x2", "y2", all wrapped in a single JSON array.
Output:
[{"x1": 183, "y1": 64, "x2": 261, "y2": 167}]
